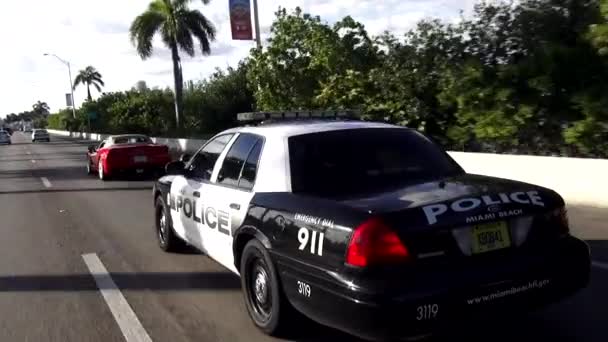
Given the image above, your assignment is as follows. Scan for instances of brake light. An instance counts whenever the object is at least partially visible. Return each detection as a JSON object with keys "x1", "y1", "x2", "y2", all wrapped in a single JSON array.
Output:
[{"x1": 346, "y1": 217, "x2": 410, "y2": 267}]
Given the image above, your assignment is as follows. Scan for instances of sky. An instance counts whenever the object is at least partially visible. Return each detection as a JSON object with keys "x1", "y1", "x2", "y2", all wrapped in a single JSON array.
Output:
[{"x1": 0, "y1": 0, "x2": 477, "y2": 116}]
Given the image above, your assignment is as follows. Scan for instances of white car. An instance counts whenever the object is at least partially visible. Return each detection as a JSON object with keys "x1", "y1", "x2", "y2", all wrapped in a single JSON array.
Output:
[
  {"x1": 32, "y1": 129, "x2": 50, "y2": 142},
  {"x1": 0, "y1": 130, "x2": 11, "y2": 145}
]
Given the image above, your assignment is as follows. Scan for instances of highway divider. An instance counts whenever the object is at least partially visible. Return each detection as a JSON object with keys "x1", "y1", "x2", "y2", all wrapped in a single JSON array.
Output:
[{"x1": 48, "y1": 129, "x2": 608, "y2": 208}]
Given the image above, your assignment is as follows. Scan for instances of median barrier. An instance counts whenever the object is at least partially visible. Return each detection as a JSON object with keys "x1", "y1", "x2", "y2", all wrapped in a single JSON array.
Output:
[{"x1": 47, "y1": 129, "x2": 607, "y2": 208}]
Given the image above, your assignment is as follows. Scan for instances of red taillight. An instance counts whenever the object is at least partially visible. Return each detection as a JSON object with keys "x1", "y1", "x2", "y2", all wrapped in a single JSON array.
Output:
[{"x1": 346, "y1": 217, "x2": 410, "y2": 267}]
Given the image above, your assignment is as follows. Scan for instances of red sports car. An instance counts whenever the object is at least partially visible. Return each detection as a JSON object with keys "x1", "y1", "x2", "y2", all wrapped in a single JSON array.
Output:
[{"x1": 86, "y1": 134, "x2": 171, "y2": 180}]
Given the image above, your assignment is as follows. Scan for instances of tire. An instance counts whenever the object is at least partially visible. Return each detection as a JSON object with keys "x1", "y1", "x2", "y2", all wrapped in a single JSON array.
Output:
[
  {"x1": 240, "y1": 239, "x2": 294, "y2": 336},
  {"x1": 154, "y1": 195, "x2": 185, "y2": 252},
  {"x1": 98, "y1": 160, "x2": 109, "y2": 181}
]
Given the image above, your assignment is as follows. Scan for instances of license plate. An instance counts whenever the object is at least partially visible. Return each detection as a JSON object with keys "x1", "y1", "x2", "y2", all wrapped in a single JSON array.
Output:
[
  {"x1": 133, "y1": 155, "x2": 147, "y2": 163},
  {"x1": 471, "y1": 221, "x2": 511, "y2": 254},
  {"x1": 136, "y1": 169, "x2": 144, "y2": 174}
]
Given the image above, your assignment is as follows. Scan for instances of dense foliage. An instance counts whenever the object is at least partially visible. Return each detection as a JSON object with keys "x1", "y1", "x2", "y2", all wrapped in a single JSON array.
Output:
[
  {"x1": 37, "y1": 0, "x2": 608, "y2": 157},
  {"x1": 47, "y1": 64, "x2": 252, "y2": 138},
  {"x1": 4, "y1": 101, "x2": 50, "y2": 129}
]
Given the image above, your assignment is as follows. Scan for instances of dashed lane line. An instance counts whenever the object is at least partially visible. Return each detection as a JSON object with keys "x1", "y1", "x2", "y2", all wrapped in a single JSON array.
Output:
[
  {"x1": 40, "y1": 177, "x2": 52, "y2": 188},
  {"x1": 82, "y1": 253, "x2": 153, "y2": 342},
  {"x1": 592, "y1": 261, "x2": 608, "y2": 271}
]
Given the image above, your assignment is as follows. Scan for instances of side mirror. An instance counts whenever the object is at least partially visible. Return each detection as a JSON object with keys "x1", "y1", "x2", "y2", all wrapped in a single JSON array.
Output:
[
  {"x1": 88, "y1": 145, "x2": 96, "y2": 153},
  {"x1": 179, "y1": 153, "x2": 192, "y2": 163},
  {"x1": 166, "y1": 161, "x2": 186, "y2": 175}
]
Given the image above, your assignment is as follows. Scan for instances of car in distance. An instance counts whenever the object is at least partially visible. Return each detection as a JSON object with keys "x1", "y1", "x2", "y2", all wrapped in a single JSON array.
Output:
[
  {"x1": 0, "y1": 130, "x2": 11, "y2": 145},
  {"x1": 87, "y1": 134, "x2": 171, "y2": 180},
  {"x1": 152, "y1": 111, "x2": 590, "y2": 341},
  {"x1": 32, "y1": 129, "x2": 50, "y2": 142}
]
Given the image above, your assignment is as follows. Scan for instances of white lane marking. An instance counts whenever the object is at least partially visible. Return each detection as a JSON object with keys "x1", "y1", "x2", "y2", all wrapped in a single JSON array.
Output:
[
  {"x1": 26, "y1": 151, "x2": 31, "y2": 155},
  {"x1": 40, "y1": 177, "x2": 52, "y2": 188},
  {"x1": 82, "y1": 253, "x2": 153, "y2": 342},
  {"x1": 592, "y1": 261, "x2": 608, "y2": 271},
  {"x1": 31, "y1": 159, "x2": 36, "y2": 163}
]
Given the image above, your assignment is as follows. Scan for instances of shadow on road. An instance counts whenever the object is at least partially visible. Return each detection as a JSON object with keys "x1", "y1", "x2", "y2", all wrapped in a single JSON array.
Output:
[
  {"x1": 0, "y1": 272, "x2": 241, "y2": 291},
  {"x1": 0, "y1": 186, "x2": 153, "y2": 195}
]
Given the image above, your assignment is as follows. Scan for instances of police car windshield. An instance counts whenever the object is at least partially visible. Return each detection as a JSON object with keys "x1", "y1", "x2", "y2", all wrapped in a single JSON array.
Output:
[{"x1": 288, "y1": 128, "x2": 463, "y2": 198}]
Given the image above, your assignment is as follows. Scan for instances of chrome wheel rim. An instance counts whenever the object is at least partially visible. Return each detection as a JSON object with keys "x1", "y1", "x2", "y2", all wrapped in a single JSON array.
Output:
[
  {"x1": 158, "y1": 210, "x2": 167, "y2": 245},
  {"x1": 249, "y1": 260, "x2": 272, "y2": 320}
]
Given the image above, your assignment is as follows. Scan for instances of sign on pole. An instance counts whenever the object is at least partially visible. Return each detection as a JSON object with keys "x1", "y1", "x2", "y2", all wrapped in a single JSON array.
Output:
[
  {"x1": 229, "y1": 0, "x2": 253, "y2": 40},
  {"x1": 65, "y1": 93, "x2": 73, "y2": 107}
]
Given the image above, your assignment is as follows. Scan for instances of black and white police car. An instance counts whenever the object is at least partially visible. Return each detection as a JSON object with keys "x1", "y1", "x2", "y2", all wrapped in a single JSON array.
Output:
[{"x1": 152, "y1": 111, "x2": 590, "y2": 341}]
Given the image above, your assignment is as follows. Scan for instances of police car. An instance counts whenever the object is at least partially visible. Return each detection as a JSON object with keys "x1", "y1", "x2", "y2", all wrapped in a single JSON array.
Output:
[{"x1": 152, "y1": 111, "x2": 590, "y2": 341}]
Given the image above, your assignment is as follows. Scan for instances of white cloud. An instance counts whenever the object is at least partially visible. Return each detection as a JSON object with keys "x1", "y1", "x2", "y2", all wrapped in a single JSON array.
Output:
[{"x1": 0, "y1": 0, "x2": 475, "y2": 116}]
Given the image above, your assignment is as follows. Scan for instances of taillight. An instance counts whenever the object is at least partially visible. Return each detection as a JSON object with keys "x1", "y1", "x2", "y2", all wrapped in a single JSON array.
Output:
[{"x1": 346, "y1": 217, "x2": 410, "y2": 267}]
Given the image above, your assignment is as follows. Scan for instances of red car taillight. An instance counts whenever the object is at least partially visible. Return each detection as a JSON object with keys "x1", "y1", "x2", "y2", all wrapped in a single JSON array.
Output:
[{"x1": 346, "y1": 217, "x2": 410, "y2": 267}]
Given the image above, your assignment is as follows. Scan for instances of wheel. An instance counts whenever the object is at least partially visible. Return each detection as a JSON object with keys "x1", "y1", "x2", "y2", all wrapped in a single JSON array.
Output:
[
  {"x1": 98, "y1": 160, "x2": 109, "y2": 181},
  {"x1": 154, "y1": 196, "x2": 185, "y2": 252},
  {"x1": 240, "y1": 239, "x2": 294, "y2": 336}
]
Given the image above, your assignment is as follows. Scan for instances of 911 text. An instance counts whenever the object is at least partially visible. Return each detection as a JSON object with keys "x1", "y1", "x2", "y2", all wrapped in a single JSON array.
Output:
[{"x1": 298, "y1": 227, "x2": 324, "y2": 256}]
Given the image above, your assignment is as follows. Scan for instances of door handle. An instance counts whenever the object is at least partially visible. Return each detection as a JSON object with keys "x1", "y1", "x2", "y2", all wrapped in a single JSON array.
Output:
[
  {"x1": 193, "y1": 191, "x2": 200, "y2": 198},
  {"x1": 229, "y1": 203, "x2": 240, "y2": 210}
]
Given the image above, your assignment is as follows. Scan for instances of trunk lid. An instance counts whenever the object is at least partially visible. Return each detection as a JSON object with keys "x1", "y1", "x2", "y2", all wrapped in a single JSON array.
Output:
[{"x1": 340, "y1": 173, "x2": 566, "y2": 259}]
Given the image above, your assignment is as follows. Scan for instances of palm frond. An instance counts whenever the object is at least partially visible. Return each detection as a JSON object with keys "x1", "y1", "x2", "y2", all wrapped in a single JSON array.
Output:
[
  {"x1": 92, "y1": 82, "x2": 103, "y2": 92},
  {"x1": 174, "y1": 0, "x2": 211, "y2": 8},
  {"x1": 130, "y1": 8, "x2": 165, "y2": 59},
  {"x1": 180, "y1": 9, "x2": 216, "y2": 55},
  {"x1": 73, "y1": 74, "x2": 85, "y2": 90},
  {"x1": 176, "y1": 21, "x2": 196, "y2": 57},
  {"x1": 93, "y1": 75, "x2": 105, "y2": 87}
]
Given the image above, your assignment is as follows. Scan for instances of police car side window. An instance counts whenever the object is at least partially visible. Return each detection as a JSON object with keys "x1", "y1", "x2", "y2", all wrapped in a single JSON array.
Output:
[
  {"x1": 238, "y1": 139, "x2": 262, "y2": 191},
  {"x1": 189, "y1": 134, "x2": 234, "y2": 180},
  {"x1": 217, "y1": 134, "x2": 260, "y2": 188}
]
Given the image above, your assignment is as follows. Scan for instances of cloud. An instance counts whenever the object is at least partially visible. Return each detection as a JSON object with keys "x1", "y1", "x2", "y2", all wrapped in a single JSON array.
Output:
[{"x1": 0, "y1": 0, "x2": 475, "y2": 115}]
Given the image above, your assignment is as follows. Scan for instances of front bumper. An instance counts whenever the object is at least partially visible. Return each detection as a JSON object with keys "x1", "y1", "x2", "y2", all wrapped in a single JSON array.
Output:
[{"x1": 278, "y1": 236, "x2": 590, "y2": 341}]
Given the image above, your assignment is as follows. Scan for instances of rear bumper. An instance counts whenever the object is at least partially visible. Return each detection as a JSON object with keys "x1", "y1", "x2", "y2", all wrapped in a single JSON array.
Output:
[{"x1": 278, "y1": 236, "x2": 590, "y2": 341}]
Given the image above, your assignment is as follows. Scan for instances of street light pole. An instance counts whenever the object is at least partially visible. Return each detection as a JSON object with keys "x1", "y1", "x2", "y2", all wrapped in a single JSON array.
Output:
[
  {"x1": 252, "y1": 0, "x2": 261, "y2": 48},
  {"x1": 44, "y1": 53, "x2": 77, "y2": 119}
]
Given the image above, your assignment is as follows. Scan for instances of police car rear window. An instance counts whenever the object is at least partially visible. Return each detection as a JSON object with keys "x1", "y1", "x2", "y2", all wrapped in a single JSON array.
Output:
[{"x1": 288, "y1": 128, "x2": 463, "y2": 198}]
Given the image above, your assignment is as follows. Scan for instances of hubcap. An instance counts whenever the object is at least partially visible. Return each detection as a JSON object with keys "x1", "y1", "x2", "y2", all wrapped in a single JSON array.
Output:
[
  {"x1": 249, "y1": 261, "x2": 272, "y2": 320},
  {"x1": 254, "y1": 270, "x2": 268, "y2": 305},
  {"x1": 159, "y1": 211, "x2": 167, "y2": 244}
]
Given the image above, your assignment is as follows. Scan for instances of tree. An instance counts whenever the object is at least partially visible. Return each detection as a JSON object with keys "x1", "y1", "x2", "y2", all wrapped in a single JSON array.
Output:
[
  {"x1": 130, "y1": 0, "x2": 217, "y2": 130},
  {"x1": 32, "y1": 101, "x2": 50, "y2": 116},
  {"x1": 73, "y1": 66, "x2": 105, "y2": 101},
  {"x1": 587, "y1": 0, "x2": 608, "y2": 55}
]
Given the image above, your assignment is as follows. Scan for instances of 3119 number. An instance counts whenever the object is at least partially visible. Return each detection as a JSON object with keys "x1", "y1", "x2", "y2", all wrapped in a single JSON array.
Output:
[{"x1": 416, "y1": 304, "x2": 439, "y2": 321}]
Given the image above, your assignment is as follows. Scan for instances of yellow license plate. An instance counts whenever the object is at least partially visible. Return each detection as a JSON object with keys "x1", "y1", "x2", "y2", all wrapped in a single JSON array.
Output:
[{"x1": 471, "y1": 221, "x2": 511, "y2": 254}]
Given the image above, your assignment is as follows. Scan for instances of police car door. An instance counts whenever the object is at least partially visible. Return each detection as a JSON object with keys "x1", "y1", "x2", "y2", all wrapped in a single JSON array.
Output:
[
  {"x1": 202, "y1": 133, "x2": 263, "y2": 274},
  {"x1": 168, "y1": 133, "x2": 235, "y2": 252}
]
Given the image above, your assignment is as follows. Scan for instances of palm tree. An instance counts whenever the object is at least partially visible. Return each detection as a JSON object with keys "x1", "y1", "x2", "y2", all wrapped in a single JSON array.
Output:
[
  {"x1": 130, "y1": 0, "x2": 216, "y2": 130},
  {"x1": 32, "y1": 101, "x2": 50, "y2": 116},
  {"x1": 73, "y1": 66, "x2": 105, "y2": 101}
]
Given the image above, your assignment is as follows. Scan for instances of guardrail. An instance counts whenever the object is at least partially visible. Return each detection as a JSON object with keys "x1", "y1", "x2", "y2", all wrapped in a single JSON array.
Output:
[{"x1": 48, "y1": 129, "x2": 608, "y2": 208}]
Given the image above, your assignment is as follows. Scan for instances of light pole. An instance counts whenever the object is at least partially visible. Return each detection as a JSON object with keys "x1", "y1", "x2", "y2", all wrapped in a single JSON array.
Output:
[
  {"x1": 44, "y1": 53, "x2": 77, "y2": 119},
  {"x1": 252, "y1": 0, "x2": 261, "y2": 48}
]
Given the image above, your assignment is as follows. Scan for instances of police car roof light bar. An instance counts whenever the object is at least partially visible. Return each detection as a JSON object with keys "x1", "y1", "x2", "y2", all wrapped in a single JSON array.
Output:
[{"x1": 237, "y1": 110, "x2": 360, "y2": 123}]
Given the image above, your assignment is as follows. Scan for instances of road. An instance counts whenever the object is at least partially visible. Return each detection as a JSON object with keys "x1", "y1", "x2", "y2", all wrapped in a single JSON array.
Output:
[{"x1": 0, "y1": 131, "x2": 606, "y2": 342}]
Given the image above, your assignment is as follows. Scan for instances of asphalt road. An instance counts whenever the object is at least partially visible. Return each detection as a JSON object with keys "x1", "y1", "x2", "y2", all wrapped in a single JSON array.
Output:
[{"x1": 0, "y1": 131, "x2": 606, "y2": 342}]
